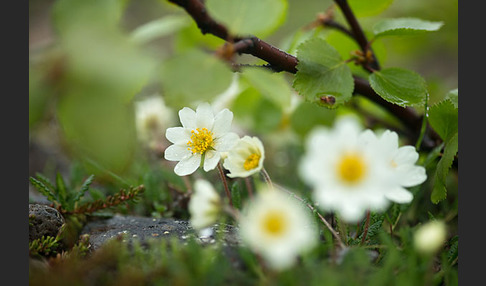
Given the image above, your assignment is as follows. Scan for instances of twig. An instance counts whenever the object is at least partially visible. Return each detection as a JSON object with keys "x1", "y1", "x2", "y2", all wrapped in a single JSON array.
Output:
[
  {"x1": 260, "y1": 168, "x2": 274, "y2": 190},
  {"x1": 217, "y1": 162, "x2": 233, "y2": 207},
  {"x1": 333, "y1": 0, "x2": 380, "y2": 70},
  {"x1": 166, "y1": 0, "x2": 442, "y2": 152},
  {"x1": 273, "y1": 182, "x2": 346, "y2": 249},
  {"x1": 360, "y1": 210, "x2": 371, "y2": 245}
]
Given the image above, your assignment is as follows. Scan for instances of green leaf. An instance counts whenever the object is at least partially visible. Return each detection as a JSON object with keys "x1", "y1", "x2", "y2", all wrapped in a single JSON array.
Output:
[
  {"x1": 290, "y1": 101, "x2": 337, "y2": 137},
  {"x1": 205, "y1": 0, "x2": 287, "y2": 38},
  {"x1": 373, "y1": 18, "x2": 444, "y2": 39},
  {"x1": 231, "y1": 86, "x2": 283, "y2": 133},
  {"x1": 428, "y1": 98, "x2": 458, "y2": 142},
  {"x1": 29, "y1": 177, "x2": 59, "y2": 206},
  {"x1": 369, "y1": 67, "x2": 428, "y2": 107},
  {"x1": 130, "y1": 15, "x2": 190, "y2": 44},
  {"x1": 160, "y1": 49, "x2": 233, "y2": 108},
  {"x1": 57, "y1": 91, "x2": 138, "y2": 175},
  {"x1": 231, "y1": 181, "x2": 242, "y2": 210},
  {"x1": 293, "y1": 37, "x2": 354, "y2": 108},
  {"x1": 431, "y1": 132, "x2": 458, "y2": 204},
  {"x1": 56, "y1": 172, "x2": 68, "y2": 207},
  {"x1": 52, "y1": 0, "x2": 156, "y2": 102},
  {"x1": 69, "y1": 174, "x2": 95, "y2": 210},
  {"x1": 240, "y1": 68, "x2": 292, "y2": 109},
  {"x1": 348, "y1": 0, "x2": 394, "y2": 17},
  {"x1": 445, "y1": 88, "x2": 458, "y2": 109}
]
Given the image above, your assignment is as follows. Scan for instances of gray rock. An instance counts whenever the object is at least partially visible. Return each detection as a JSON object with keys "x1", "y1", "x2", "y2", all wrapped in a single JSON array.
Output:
[
  {"x1": 29, "y1": 204, "x2": 65, "y2": 242},
  {"x1": 81, "y1": 214, "x2": 241, "y2": 251}
]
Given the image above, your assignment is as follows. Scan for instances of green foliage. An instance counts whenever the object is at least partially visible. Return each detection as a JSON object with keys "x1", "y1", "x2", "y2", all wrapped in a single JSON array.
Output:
[
  {"x1": 29, "y1": 0, "x2": 457, "y2": 284},
  {"x1": 29, "y1": 173, "x2": 94, "y2": 212},
  {"x1": 29, "y1": 172, "x2": 144, "y2": 215},
  {"x1": 372, "y1": 18, "x2": 444, "y2": 39},
  {"x1": 293, "y1": 37, "x2": 354, "y2": 108},
  {"x1": 160, "y1": 48, "x2": 233, "y2": 108},
  {"x1": 29, "y1": 235, "x2": 62, "y2": 258},
  {"x1": 129, "y1": 14, "x2": 190, "y2": 44},
  {"x1": 369, "y1": 67, "x2": 428, "y2": 107},
  {"x1": 290, "y1": 101, "x2": 337, "y2": 137},
  {"x1": 428, "y1": 91, "x2": 458, "y2": 203},
  {"x1": 240, "y1": 67, "x2": 292, "y2": 110},
  {"x1": 206, "y1": 0, "x2": 287, "y2": 38},
  {"x1": 348, "y1": 0, "x2": 394, "y2": 18}
]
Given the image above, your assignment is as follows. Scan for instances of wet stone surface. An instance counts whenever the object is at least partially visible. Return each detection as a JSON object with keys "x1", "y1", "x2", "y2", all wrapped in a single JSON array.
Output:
[{"x1": 81, "y1": 214, "x2": 241, "y2": 251}]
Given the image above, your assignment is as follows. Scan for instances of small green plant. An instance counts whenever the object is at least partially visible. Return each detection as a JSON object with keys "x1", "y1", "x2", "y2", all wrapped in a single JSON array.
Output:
[
  {"x1": 29, "y1": 172, "x2": 95, "y2": 213},
  {"x1": 29, "y1": 172, "x2": 145, "y2": 215}
]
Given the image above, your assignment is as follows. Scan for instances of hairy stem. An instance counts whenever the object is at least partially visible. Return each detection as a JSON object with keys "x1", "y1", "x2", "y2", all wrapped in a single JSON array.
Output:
[
  {"x1": 274, "y1": 182, "x2": 346, "y2": 249},
  {"x1": 360, "y1": 210, "x2": 371, "y2": 245},
  {"x1": 217, "y1": 162, "x2": 233, "y2": 207}
]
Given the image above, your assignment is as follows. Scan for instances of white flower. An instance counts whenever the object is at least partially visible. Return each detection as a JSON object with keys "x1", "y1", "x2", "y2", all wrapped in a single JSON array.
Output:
[
  {"x1": 362, "y1": 129, "x2": 427, "y2": 204},
  {"x1": 222, "y1": 136, "x2": 265, "y2": 178},
  {"x1": 414, "y1": 220, "x2": 447, "y2": 255},
  {"x1": 134, "y1": 95, "x2": 174, "y2": 144},
  {"x1": 239, "y1": 188, "x2": 318, "y2": 271},
  {"x1": 164, "y1": 102, "x2": 240, "y2": 176},
  {"x1": 298, "y1": 116, "x2": 394, "y2": 223},
  {"x1": 188, "y1": 179, "x2": 222, "y2": 230}
]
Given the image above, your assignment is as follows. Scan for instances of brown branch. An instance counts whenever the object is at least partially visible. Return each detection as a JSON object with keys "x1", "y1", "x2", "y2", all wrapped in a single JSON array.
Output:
[
  {"x1": 333, "y1": 0, "x2": 380, "y2": 70},
  {"x1": 167, "y1": 0, "x2": 441, "y2": 150}
]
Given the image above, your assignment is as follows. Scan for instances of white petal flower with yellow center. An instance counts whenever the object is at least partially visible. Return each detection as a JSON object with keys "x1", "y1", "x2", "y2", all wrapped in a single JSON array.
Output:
[
  {"x1": 188, "y1": 179, "x2": 222, "y2": 230},
  {"x1": 222, "y1": 136, "x2": 265, "y2": 178},
  {"x1": 362, "y1": 129, "x2": 427, "y2": 204},
  {"x1": 298, "y1": 116, "x2": 393, "y2": 223},
  {"x1": 239, "y1": 189, "x2": 318, "y2": 271},
  {"x1": 164, "y1": 102, "x2": 240, "y2": 176},
  {"x1": 135, "y1": 95, "x2": 174, "y2": 144}
]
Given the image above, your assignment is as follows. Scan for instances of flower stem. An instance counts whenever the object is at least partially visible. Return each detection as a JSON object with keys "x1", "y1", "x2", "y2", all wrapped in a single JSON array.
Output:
[
  {"x1": 415, "y1": 93, "x2": 429, "y2": 151},
  {"x1": 260, "y1": 168, "x2": 274, "y2": 190},
  {"x1": 217, "y1": 162, "x2": 233, "y2": 207},
  {"x1": 244, "y1": 177, "x2": 254, "y2": 199},
  {"x1": 360, "y1": 210, "x2": 371, "y2": 246},
  {"x1": 274, "y1": 183, "x2": 346, "y2": 249}
]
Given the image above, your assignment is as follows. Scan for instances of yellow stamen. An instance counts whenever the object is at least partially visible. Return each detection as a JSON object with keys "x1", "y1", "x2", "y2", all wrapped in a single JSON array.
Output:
[
  {"x1": 337, "y1": 152, "x2": 367, "y2": 185},
  {"x1": 262, "y1": 210, "x2": 287, "y2": 236},
  {"x1": 187, "y1": 128, "x2": 214, "y2": 155},
  {"x1": 243, "y1": 153, "x2": 261, "y2": 170}
]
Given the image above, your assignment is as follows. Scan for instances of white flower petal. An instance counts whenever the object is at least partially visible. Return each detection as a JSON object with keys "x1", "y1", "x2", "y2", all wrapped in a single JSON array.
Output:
[
  {"x1": 339, "y1": 202, "x2": 367, "y2": 223},
  {"x1": 174, "y1": 155, "x2": 201, "y2": 176},
  {"x1": 239, "y1": 189, "x2": 317, "y2": 271},
  {"x1": 165, "y1": 127, "x2": 190, "y2": 144},
  {"x1": 195, "y1": 102, "x2": 215, "y2": 129},
  {"x1": 164, "y1": 144, "x2": 190, "y2": 161},
  {"x1": 385, "y1": 187, "x2": 414, "y2": 203},
  {"x1": 214, "y1": 132, "x2": 240, "y2": 152},
  {"x1": 212, "y1": 108, "x2": 233, "y2": 135},
  {"x1": 394, "y1": 146, "x2": 419, "y2": 165},
  {"x1": 203, "y1": 151, "x2": 221, "y2": 171},
  {"x1": 397, "y1": 165, "x2": 427, "y2": 187},
  {"x1": 179, "y1": 107, "x2": 196, "y2": 129}
]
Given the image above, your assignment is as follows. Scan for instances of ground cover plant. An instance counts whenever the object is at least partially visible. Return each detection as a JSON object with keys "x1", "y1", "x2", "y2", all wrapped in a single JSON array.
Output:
[{"x1": 29, "y1": 0, "x2": 458, "y2": 284}]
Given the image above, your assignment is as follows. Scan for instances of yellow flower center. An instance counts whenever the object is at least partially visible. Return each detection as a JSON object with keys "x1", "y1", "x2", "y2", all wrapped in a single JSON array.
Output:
[
  {"x1": 337, "y1": 152, "x2": 367, "y2": 185},
  {"x1": 261, "y1": 210, "x2": 287, "y2": 236},
  {"x1": 187, "y1": 128, "x2": 214, "y2": 155},
  {"x1": 243, "y1": 153, "x2": 261, "y2": 170}
]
